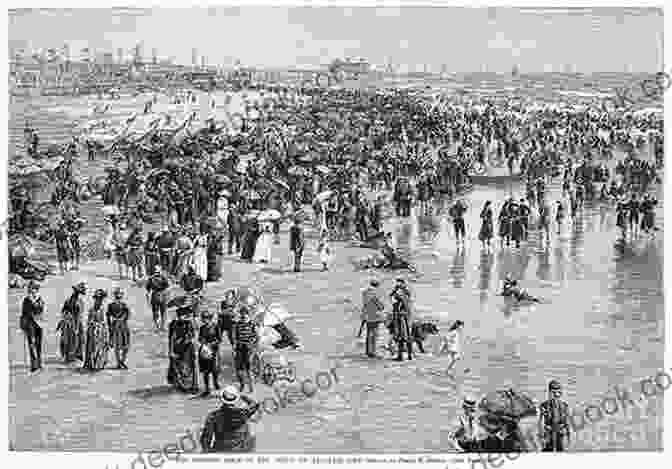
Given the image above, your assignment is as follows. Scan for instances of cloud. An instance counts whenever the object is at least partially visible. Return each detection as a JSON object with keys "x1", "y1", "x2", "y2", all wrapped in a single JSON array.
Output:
[{"x1": 488, "y1": 33, "x2": 513, "y2": 51}]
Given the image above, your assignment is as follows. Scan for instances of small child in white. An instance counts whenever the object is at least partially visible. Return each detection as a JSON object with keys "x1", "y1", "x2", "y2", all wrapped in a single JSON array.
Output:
[
  {"x1": 317, "y1": 230, "x2": 332, "y2": 271},
  {"x1": 436, "y1": 320, "x2": 465, "y2": 363}
]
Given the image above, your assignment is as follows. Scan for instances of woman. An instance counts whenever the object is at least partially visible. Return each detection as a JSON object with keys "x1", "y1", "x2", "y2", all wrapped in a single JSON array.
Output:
[
  {"x1": 112, "y1": 223, "x2": 129, "y2": 279},
  {"x1": 478, "y1": 201, "x2": 494, "y2": 250},
  {"x1": 192, "y1": 230, "x2": 209, "y2": 280},
  {"x1": 240, "y1": 218, "x2": 260, "y2": 262},
  {"x1": 538, "y1": 201, "x2": 551, "y2": 245},
  {"x1": 83, "y1": 289, "x2": 109, "y2": 371},
  {"x1": 107, "y1": 288, "x2": 131, "y2": 369},
  {"x1": 125, "y1": 226, "x2": 144, "y2": 282},
  {"x1": 173, "y1": 227, "x2": 195, "y2": 278},
  {"x1": 555, "y1": 201, "x2": 565, "y2": 235},
  {"x1": 207, "y1": 233, "x2": 224, "y2": 282},
  {"x1": 253, "y1": 222, "x2": 273, "y2": 264},
  {"x1": 168, "y1": 306, "x2": 198, "y2": 393},
  {"x1": 317, "y1": 230, "x2": 332, "y2": 271},
  {"x1": 219, "y1": 290, "x2": 238, "y2": 347},
  {"x1": 144, "y1": 232, "x2": 160, "y2": 279},
  {"x1": 56, "y1": 282, "x2": 86, "y2": 363},
  {"x1": 498, "y1": 202, "x2": 511, "y2": 248}
]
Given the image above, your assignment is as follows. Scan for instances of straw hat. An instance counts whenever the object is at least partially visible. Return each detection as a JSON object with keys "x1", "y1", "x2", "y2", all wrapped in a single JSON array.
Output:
[{"x1": 220, "y1": 385, "x2": 242, "y2": 405}]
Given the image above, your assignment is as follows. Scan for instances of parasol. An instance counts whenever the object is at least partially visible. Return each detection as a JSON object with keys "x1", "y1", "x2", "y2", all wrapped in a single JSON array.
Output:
[
  {"x1": 8, "y1": 234, "x2": 37, "y2": 258},
  {"x1": 272, "y1": 179, "x2": 290, "y2": 191},
  {"x1": 287, "y1": 166, "x2": 309, "y2": 176},
  {"x1": 314, "y1": 190, "x2": 335, "y2": 203},
  {"x1": 315, "y1": 165, "x2": 331, "y2": 174},
  {"x1": 255, "y1": 303, "x2": 293, "y2": 327},
  {"x1": 478, "y1": 389, "x2": 537, "y2": 420},
  {"x1": 165, "y1": 286, "x2": 192, "y2": 309},
  {"x1": 242, "y1": 189, "x2": 262, "y2": 200},
  {"x1": 258, "y1": 209, "x2": 282, "y2": 221}
]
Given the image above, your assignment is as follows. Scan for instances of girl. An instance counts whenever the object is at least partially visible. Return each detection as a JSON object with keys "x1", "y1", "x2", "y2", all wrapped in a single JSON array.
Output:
[
  {"x1": 317, "y1": 230, "x2": 332, "y2": 271},
  {"x1": 437, "y1": 320, "x2": 465, "y2": 364}
]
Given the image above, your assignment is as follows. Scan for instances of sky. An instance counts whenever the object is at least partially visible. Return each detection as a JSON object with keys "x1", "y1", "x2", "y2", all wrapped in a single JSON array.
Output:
[{"x1": 8, "y1": 6, "x2": 664, "y2": 73}]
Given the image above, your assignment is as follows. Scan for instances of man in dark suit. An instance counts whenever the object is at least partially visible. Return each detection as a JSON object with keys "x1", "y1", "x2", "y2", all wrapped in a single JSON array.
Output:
[
  {"x1": 539, "y1": 380, "x2": 570, "y2": 451},
  {"x1": 289, "y1": 218, "x2": 305, "y2": 273},
  {"x1": 227, "y1": 205, "x2": 242, "y2": 255}
]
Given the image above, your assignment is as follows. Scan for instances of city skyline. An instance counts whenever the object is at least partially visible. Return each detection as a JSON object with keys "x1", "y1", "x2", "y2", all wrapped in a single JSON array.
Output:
[{"x1": 8, "y1": 7, "x2": 664, "y2": 72}]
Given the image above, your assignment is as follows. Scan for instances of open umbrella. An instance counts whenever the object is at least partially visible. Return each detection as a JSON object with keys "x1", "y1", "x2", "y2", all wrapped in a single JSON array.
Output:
[
  {"x1": 315, "y1": 165, "x2": 331, "y2": 174},
  {"x1": 272, "y1": 179, "x2": 290, "y2": 191},
  {"x1": 314, "y1": 190, "x2": 335, "y2": 203},
  {"x1": 258, "y1": 209, "x2": 282, "y2": 221},
  {"x1": 255, "y1": 303, "x2": 293, "y2": 327},
  {"x1": 288, "y1": 166, "x2": 309, "y2": 176},
  {"x1": 479, "y1": 389, "x2": 537, "y2": 420},
  {"x1": 242, "y1": 189, "x2": 261, "y2": 200}
]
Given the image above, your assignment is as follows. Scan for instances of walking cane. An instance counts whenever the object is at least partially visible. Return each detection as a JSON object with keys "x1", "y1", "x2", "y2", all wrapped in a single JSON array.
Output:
[{"x1": 22, "y1": 331, "x2": 28, "y2": 370}]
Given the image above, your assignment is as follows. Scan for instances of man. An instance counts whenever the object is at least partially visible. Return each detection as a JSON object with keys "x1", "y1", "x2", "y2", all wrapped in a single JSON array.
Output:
[
  {"x1": 107, "y1": 287, "x2": 131, "y2": 370},
  {"x1": 289, "y1": 217, "x2": 305, "y2": 273},
  {"x1": 227, "y1": 204, "x2": 242, "y2": 255},
  {"x1": 389, "y1": 278, "x2": 413, "y2": 361},
  {"x1": 359, "y1": 280, "x2": 386, "y2": 358},
  {"x1": 20, "y1": 280, "x2": 45, "y2": 372},
  {"x1": 146, "y1": 266, "x2": 170, "y2": 330},
  {"x1": 156, "y1": 226, "x2": 175, "y2": 274},
  {"x1": 181, "y1": 266, "x2": 205, "y2": 296},
  {"x1": 453, "y1": 397, "x2": 484, "y2": 452},
  {"x1": 54, "y1": 220, "x2": 72, "y2": 274},
  {"x1": 449, "y1": 199, "x2": 467, "y2": 245},
  {"x1": 538, "y1": 380, "x2": 570, "y2": 452},
  {"x1": 198, "y1": 310, "x2": 223, "y2": 396},
  {"x1": 200, "y1": 385, "x2": 260, "y2": 452},
  {"x1": 232, "y1": 305, "x2": 258, "y2": 392}
]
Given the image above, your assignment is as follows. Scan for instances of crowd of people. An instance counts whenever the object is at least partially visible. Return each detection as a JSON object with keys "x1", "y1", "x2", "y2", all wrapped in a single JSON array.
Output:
[{"x1": 12, "y1": 77, "x2": 664, "y2": 453}]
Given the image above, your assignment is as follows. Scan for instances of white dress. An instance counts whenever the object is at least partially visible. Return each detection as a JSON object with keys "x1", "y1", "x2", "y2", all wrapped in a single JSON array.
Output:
[
  {"x1": 254, "y1": 223, "x2": 273, "y2": 263},
  {"x1": 216, "y1": 197, "x2": 229, "y2": 230},
  {"x1": 192, "y1": 234, "x2": 208, "y2": 280}
]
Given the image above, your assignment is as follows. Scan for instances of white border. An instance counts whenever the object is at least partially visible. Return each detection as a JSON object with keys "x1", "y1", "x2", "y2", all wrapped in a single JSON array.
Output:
[{"x1": 2, "y1": 2, "x2": 669, "y2": 469}]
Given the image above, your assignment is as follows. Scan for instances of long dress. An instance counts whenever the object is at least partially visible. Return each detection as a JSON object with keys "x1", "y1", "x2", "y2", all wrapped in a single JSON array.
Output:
[
  {"x1": 240, "y1": 220, "x2": 260, "y2": 261},
  {"x1": 83, "y1": 304, "x2": 109, "y2": 371},
  {"x1": 107, "y1": 301, "x2": 131, "y2": 360},
  {"x1": 57, "y1": 293, "x2": 85, "y2": 362},
  {"x1": 192, "y1": 234, "x2": 209, "y2": 279},
  {"x1": 478, "y1": 207, "x2": 494, "y2": 242},
  {"x1": 174, "y1": 235, "x2": 194, "y2": 277},
  {"x1": 253, "y1": 223, "x2": 273, "y2": 263},
  {"x1": 167, "y1": 317, "x2": 197, "y2": 392}
]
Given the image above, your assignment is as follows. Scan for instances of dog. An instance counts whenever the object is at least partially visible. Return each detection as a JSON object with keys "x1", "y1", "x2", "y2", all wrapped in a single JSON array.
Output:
[{"x1": 384, "y1": 320, "x2": 440, "y2": 355}]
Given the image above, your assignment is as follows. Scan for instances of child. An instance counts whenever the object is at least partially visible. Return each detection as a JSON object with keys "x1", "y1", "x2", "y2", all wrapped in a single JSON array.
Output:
[
  {"x1": 317, "y1": 230, "x2": 332, "y2": 271},
  {"x1": 437, "y1": 320, "x2": 465, "y2": 365},
  {"x1": 232, "y1": 305, "x2": 258, "y2": 393}
]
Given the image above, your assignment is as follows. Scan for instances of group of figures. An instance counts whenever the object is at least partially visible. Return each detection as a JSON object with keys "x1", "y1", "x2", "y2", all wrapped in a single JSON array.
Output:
[{"x1": 20, "y1": 280, "x2": 130, "y2": 372}]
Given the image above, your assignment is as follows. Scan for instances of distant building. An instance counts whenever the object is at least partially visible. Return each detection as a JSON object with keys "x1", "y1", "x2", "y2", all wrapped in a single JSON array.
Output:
[{"x1": 328, "y1": 58, "x2": 370, "y2": 76}]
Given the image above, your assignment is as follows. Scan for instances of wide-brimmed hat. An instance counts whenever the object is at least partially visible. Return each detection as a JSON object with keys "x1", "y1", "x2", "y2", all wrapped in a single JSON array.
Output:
[
  {"x1": 462, "y1": 397, "x2": 477, "y2": 411},
  {"x1": 220, "y1": 385, "x2": 242, "y2": 405},
  {"x1": 548, "y1": 380, "x2": 562, "y2": 391},
  {"x1": 73, "y1": 282, "x2": 87, "y2": 293},
  {"x1": 93, "y1": 288, "x2": 108, "y2": 299}
]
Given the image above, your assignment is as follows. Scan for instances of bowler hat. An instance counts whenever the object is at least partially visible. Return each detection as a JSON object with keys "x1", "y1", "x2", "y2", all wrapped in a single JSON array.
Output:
[
  {"x1": 370, "y1": 279, "x2": 380, "y2": 287},
  {"x1": 548, "y1": 380, "x2": 562, "y2": 391}
]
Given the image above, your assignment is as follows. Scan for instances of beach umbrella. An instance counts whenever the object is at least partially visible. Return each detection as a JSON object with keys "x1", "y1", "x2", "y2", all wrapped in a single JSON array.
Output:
[
  {"x1": 315, "y1": 165, "x2": 331, "y2": 174},
  {"x1": 287, "y1": 166, "x2": 309, "y2": 176},
  {"x1": 242, "y1": 189, "x2": 261, "y2": 200},
  {"x1": 258, "y1": 209, "x2": 282, "y2": 221},
  {"x1": 479, "y1": 389, "x2": 537, "y2": 420},
  {"x1": 272, "y1": 179, "x2": 290, "y2": 191},
  {"x1": 314, "y1": 190, "x2": 335, "y2": 203},
  {"x1": 255, "y1": 303, "x2": 293, "y2": 327}
]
